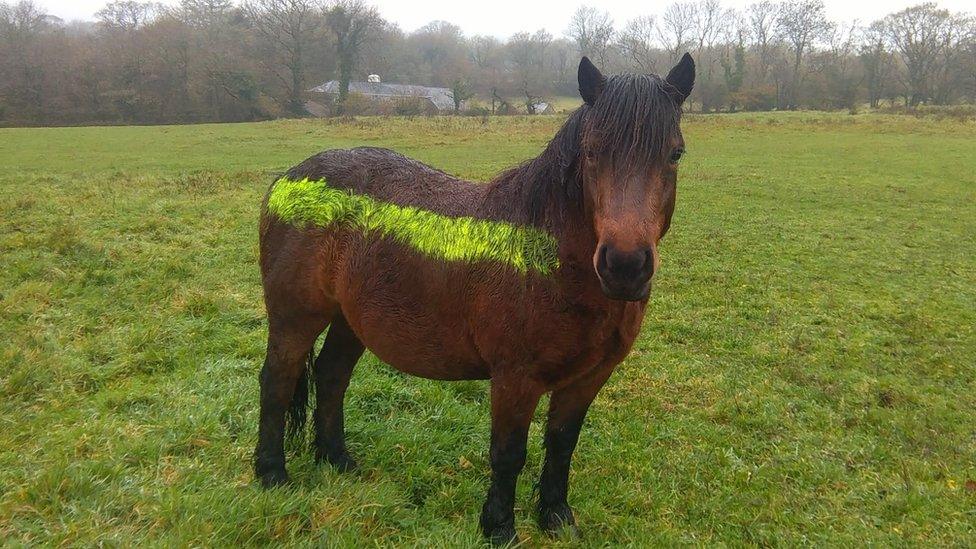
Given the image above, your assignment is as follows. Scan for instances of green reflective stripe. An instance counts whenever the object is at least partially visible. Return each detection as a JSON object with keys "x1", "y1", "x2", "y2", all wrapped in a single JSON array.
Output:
[{"x1": 266, "y1": 177, "x2": 560, "y2": 275}]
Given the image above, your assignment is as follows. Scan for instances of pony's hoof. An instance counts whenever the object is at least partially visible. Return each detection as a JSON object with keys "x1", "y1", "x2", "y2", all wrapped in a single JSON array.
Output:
[
  {"x1": 316, "y1": 450, "x2": 358, "y2": 472},
  {"x1": 257, "y1": 468, "x2": 290, "y2": 488},
  {"x1": 484, "y1": 525, "x2": 519, "y2": 546},
  {"x1": 538, "y1": 503, "x2": 578, "y2": 537}
]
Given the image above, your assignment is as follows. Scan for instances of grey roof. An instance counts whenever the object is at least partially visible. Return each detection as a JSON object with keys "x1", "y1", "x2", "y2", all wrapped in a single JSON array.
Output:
[{"x1": 309, "y1": 80, "x2": 458, "y2": 111}]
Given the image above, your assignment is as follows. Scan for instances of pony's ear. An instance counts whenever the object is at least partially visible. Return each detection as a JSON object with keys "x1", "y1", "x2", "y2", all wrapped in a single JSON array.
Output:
[
  {"x1": 578, "y1": 56, "x2": 606, "y2": 106},
  {"x1": 665, "y1": 52, "x2": 695, "y2": 106}
]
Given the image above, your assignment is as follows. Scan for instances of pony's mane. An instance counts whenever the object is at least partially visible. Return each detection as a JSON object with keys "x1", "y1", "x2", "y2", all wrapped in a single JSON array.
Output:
[
  {"x1": 488, "y1": 108, "x2": 585, "y2": 230},
  {"x1": 489, "y1": 73, "x2": 681, "y2": 233}
]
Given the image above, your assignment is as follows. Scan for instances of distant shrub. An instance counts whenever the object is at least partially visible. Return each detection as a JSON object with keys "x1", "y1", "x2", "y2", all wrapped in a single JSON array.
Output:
[
  {"x1": 306, "y1": 92, "x2": 449, "y2": 118},
  {"x1": 877, "y1": 103, "x2": 976, "y2": 122},
  {"x1": 393, "y1": 96, "x2": 432, "y2": 116},
  {"x1": 336, "y1": 93, "x2": 380, "y2": 116},
  {"x1": 461, "y1": 106, "x2": 492, "y2": 124},
  {"x1": 738, "y1": 86, "x2": 778, "y2": 111},
  {"x1": 494, "y1": 102, "x2": 519, "y2": 116},
  {"x1": 255, "y1": 95, "x2": 282, "y2": 119},
  {"x1": 917, "y1": 105, "x2": 976, "y2": 122},
  {"x1": 463, "y1": 106, "x2": 491, "y2": 117}
]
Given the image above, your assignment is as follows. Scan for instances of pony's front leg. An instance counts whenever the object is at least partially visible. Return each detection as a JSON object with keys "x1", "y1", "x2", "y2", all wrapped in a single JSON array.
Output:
[
  {"x1": 537, "y1": 364, "x2": 615, "y2": 536},
  {"x1": 480, "y1": 374, "x2": 544, "y2": 545}
]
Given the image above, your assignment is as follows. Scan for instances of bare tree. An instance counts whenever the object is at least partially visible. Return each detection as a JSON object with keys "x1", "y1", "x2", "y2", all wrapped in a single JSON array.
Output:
[
  {"x1": 747, "y1": 1, "x2": 780, "y2": 80},
  {"x1": 507, "y1": 30, "x2": 548, "y2": 106},
  {"x1": 96, "y1": 1, "x2": 161, "y2": 31},
  {"x1": 0, "y1": 0, "x2": 54, "y2": 34},
  {"x1": 618, "y1": 15, "x2": 657, "y2": 71},
  {"x1": 690, "y1": 0, "x2": 725, "y2": 53},
  {"x1": 325, "y1": 0, "x2": 382, "y2": 105},
  {"x1": 169, "y1": 0, "x2": 239, "y2": 119},
  {"x1": 549, "y1": 38, "x2": 575, "y2": 87},
  {"x1": 532, "y1": 29, "x2": 552, "y2": 72},
  {"x1": 468, "y1": 34, "x2": 503, "y2": 96},
  {"x1": 409, "y1": 20, "x2": 469, "y2": 87},
  {"x1": 931, "y1": 12, "x2": 974, "y2": 104},
  {"x1": 859, "y1": 20, "x2": 894, "y2": 108},
  {"x1": 777, "y1": 0, "x2": 832, "y2": 108},
  {"x1": 507, "y1": 31, "x2": 534, "y2": 75},
  {"x1": 959, "y1": 17, "x2": 976, "y2": 103},
  {"x1": 243, "y1": 0, "x2": 320, "y2": 115},
  {"x1": 689, "y1": 0, "x2": 730, "y2": 110},
  {"x1": 721, "y1": 30, "x2": 747, "y2": 110},
  {"x1": 565, "y1": 5, "x2": 614, "y2": 67},
  {"x1": 470, "y1": 35, "x2": 501, "y2": 70},
  {"x1": 179, "y1": 0, "x2": 233, "y2": 26},
  {"x1": 657, "y1": 2, "x2": 694, "y2": 64},
  {"x1": 820, "y1": 21, "x2": 860, "y2": 110},
  {"x1": 882, "y1": 2, "x2": 953, "y2": 107},
  {"x1": 0, "y1": 0, "x2": 59, "y2": 116}
]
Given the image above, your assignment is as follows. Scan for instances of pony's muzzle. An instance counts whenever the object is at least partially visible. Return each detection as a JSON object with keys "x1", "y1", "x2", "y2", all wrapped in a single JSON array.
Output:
[{"x1": 595, "y1": 244, "x2": 654, "y2": 301}]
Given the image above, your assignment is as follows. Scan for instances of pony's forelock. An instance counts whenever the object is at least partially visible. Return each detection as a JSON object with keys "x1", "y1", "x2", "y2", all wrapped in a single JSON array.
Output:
[
  {"x1": 584, "y1": 73, "x2": 682, "y2": 176},
  {"x1": 507, "y1": 73, "x2": 681, "y2": 228}
]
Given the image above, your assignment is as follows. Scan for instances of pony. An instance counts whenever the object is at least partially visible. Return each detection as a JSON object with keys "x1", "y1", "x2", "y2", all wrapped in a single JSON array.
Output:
[{"x1": 254, "y1": 54, "x2": 695, "y2": 544}]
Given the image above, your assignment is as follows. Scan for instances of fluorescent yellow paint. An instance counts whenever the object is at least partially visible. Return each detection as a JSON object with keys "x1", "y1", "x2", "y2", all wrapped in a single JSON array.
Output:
[{"x1": 266, "y1": 177, "x2": 560, "y2": 275}]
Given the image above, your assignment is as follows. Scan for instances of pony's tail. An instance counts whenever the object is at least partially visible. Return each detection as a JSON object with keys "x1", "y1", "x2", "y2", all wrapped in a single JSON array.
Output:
[{"x1": 285, "y1": 347, "x2": 315, "y2": 444}]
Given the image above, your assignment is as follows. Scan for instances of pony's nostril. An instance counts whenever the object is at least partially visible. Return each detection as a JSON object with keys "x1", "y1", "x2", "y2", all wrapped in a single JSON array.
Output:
[
  {"x1": 597, "y1": 245, "x2": 655, "y2": 287},
  {"x1": 601, "y1": 246, "x2": 647, "y2": 279}
]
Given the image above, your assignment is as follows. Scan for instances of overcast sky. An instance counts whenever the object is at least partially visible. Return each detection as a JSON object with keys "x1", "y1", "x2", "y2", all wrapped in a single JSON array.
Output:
[{"x1": 40, "y1": 0, "x2": 975, "y2": 38}]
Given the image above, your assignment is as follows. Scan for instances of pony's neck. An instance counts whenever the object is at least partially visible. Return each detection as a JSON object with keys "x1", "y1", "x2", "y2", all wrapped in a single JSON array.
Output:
[
  {"x1": 486, "y1": 109, "x2": 591, "y2": 243},
  {"x1": 482, "y1": 109, "x2": 599, "y2": 268}
]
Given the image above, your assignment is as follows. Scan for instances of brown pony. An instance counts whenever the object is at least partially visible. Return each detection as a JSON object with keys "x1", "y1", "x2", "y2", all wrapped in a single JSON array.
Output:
[{"x1": 255, "y1": 54, "x2": 695, "y2": 543}]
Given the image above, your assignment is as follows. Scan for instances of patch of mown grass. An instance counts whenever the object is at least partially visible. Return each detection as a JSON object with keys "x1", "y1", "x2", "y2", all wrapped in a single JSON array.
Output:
[{"x1": 1, "y1": 113, "x2": 975, "y2": 546}]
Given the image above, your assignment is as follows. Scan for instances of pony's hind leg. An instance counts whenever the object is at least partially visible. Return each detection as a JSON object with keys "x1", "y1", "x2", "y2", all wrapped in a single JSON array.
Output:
[
  {"x1": 312, "y1": 312, "x2": 364, "y2": 471},
  {"x1": 254, "y1": 311, "x2": 330, "y2": 488}
]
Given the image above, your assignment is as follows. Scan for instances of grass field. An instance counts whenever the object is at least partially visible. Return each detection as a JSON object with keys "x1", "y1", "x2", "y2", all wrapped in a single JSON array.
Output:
[{"x1": 1, "y1": 112, "x2": 975, "y2": 546}]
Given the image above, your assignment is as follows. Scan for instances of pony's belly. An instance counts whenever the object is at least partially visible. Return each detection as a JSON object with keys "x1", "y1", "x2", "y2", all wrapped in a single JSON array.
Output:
[
  {"x1": 333, "y1": 240, "x2": 490, "y2": 380},
  {"x1": 336, "y1": 288, "x2": 491, "y2": 380},
  {"x1": 366, "y1": 340, "x2": 490, "y2": 381},
  {"x1": 328, "y1": 235, "x2": 643, "y2": 384}
]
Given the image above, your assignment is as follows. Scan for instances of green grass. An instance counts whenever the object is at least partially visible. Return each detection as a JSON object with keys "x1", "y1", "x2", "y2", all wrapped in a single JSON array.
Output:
[{"x1": 1, "y1": 113, "x2": 975, "y2": 546}]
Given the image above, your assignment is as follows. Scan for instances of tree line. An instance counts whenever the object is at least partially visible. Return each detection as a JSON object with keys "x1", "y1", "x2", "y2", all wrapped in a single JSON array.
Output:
[{"x1": 1, "y1": 0, "x2": 974, "y2": 126}]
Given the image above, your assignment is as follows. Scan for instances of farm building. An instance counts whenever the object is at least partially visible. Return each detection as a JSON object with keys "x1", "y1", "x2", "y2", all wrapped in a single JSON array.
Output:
[{"x1": 308, "y1": 76, "x2": 462, "y2": 113}]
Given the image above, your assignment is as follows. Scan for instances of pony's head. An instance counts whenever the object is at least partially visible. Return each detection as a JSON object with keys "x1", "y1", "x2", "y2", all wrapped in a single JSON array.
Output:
[{"x1": 576, "y1": 54, "x2": 694, "y2": 301}]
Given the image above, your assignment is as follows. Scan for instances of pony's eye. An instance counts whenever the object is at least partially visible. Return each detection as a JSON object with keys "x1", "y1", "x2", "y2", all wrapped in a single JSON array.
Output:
[{"x1": 669, "y1": 148, "x2": 685, "y2": 164}]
